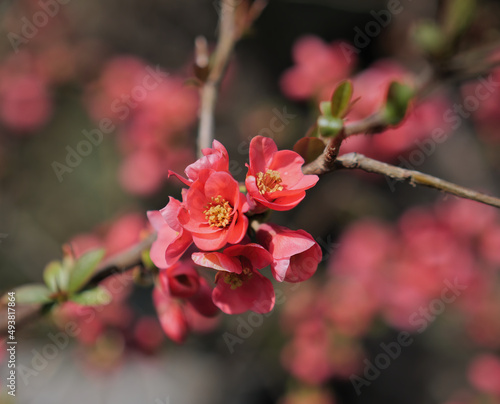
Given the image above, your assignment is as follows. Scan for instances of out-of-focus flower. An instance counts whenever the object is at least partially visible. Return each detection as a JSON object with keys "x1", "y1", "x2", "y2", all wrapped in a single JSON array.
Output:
[
  {"x1": 55, "y1": 213, "x2": 148, "y2": 346},
  {"x1": 85, "y1": 55, "x2": 198, "y2": 196},
  {"x1": 339, "y1": 60, "x2": 452, "y2": 162},
  {"x1": 279, "y1": 388, "x2": 336, "y2": 404},
  {"x1": 119, "y1": 149, "x2": 164, "y2": 196},
  {"x1": 153, "y1": 263, "x2": 218, "y2": 343},
  {"x1": 280, "y1": 35, "x2": 356, "y2": 101},
  {"x1": 468, "y1": 354, "x2": 500, "y2": 396},
  {"x1": 133, "y1": 317, "x2": 165, "y2": 353},
  {"x1": 153, "y1": 285, "x2": 188, "y2": 344},
  {"x1": 0, "y1": 70, "x2": 52, "y2": 132},
  {"x1": 461, "y1": 64, "x2": 500, "y2": 143},
  {"x1": 281, "y1": 319, "x2": 362, "y2": 384}
]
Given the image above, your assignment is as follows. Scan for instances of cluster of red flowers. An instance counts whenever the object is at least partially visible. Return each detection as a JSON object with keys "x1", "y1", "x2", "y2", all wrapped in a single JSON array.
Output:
[{"x1": 148, "y1": 136, "x2": 322, "y2": 342}]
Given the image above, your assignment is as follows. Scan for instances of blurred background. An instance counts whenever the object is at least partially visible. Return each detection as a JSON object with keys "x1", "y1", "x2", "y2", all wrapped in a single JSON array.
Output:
[{"x1": 1, "y1": 0, "x2": 500, "y2": 403}]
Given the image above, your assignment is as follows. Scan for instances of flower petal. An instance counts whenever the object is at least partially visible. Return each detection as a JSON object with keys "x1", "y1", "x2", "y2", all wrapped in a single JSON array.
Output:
[
  {"x1": 212, "y1": 270, "x2": 275, "y2": 314},
  {"x1": 192, "y1": 252, "x2": 242, "y2": 273},
  {"x1": 224, "y1": 243, "x2": 273, "y2": 270},
  {"x1": 249, "y1": 136, "x2": 278, "y2": 174}
]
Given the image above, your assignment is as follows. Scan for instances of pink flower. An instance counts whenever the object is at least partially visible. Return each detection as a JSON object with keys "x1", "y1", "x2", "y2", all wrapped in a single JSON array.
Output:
[
  {"x1": 338, "y1": 61, "x2": 452, "y2": 162},
  {"x1": 158, "y1": 261, "x2": 200, "y2": 299},
  {"x1": 169, "y1": 140, "x2": 229, "y2": 186},
  {"x1": 180, "y1": 170, "x2": 249, "y2": 250},
  {"x1": 103, "y1": 212, "x2": 147, "y2": 257},
  {"x1": 147, "y1": 197, "x2": 193, "y2": 268},
  {"x1": 119, "y1": 149, "x2": 164, "y2": 196},
  {"x1": 0, "y1": 72, "x2": 52, "y2": 133},
  {"x1": 246, "y1": 136, "x2": 319, "y2": 211},
  {"x1": 192, "y1": 243, "x2": 274, "y2": 314},
  {"x1": 468, "y1": 354, "x2": 500, "y2": 396},
  {"x1": 153, "y1": 286, "x2": 188, "y2": 343},
  {"x1": 153, "y1": 263, "x2": 218, "y2": 343},
  {"x1": 133, "y1": 317, "x2": 164, "y2": 353},
  {"x1": 280, "y1": 35, "x2": 356, "y2": 101},
  {"x1": 257, "y1": 223, "x2": 322, "y2": 282}
]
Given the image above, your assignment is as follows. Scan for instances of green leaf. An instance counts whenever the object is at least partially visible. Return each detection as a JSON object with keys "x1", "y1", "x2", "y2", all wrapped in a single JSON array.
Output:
[
  {"x1": 317, "y1": 116, "x2": 343, "y2": 137},
  {"x1": 70, "y1": 287, "x2": 112, "y2": 306},
  {"x1": 293, "y1": 137, "x2": 325, "y2": 164},
  {"x1": 319, "y1": 101, "x2": 332, "y2": 117},
  {"x1": 67, "y1": 249, "x2": 106, "y2": 294},
  {"x1": 6, "y1": 284, "x2": 52, "y2": 304},
  {"x1": 413, "y1": 21, "x2": 446, "y2": 55},
  {"x1": 383, "y1": 82, "x2": 414, "y2": 125},
  {"x1": 141, "y1": 249, "x2": 156, "y2": 271},
  {"x1": 330, "y1": 80, "x2": 353, "y2": 118},
  {"x1": 443, "y1": 0, "x2": 476, "y2": 39},
  {"x1": 43, "y1": 261, "x2": 63, "y2": 292}
]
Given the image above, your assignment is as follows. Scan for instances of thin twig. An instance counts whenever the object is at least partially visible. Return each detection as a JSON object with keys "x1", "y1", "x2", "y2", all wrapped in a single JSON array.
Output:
[
  {"x1": 333, "y1": 153, "x2": 500, "y2": 209},
  {"x1": 197, "y1": 0, "x2": 239, "y2": 156},
  {"x1": 302, "y1": 131, "x2": 346, "y2": 175}
]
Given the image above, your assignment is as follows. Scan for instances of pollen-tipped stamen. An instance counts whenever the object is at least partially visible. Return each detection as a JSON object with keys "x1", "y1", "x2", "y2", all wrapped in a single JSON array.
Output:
[
  {"x1": 204, "y1": 196, "x2": 234, "y2": 228},
  {"x1": 256, "y1": 169, "x2": 284, "y2": 195}
]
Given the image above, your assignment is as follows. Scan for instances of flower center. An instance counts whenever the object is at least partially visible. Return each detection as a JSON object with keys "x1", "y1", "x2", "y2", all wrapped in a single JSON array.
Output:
[
  {"x1": 204, "y1": 196, "x2": 233, "y2": 228},
  {"x1": 256, "y1": 169, "x2": 283, "y2": 195},
  {"x1": 217, "y1": 267, "x2": 253, "y2": 290}
]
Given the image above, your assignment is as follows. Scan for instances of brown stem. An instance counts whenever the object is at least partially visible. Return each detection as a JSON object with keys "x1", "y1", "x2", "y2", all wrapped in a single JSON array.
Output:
[
  {"x1": 333, "y1": 153, "x2": 500, "y2": 209},
  {"x1": 301, "y1": 131, "x2": 346, "y2": 175},
  {"x1": 197, "y1": 0, "x2": 239, "y2": 156}
]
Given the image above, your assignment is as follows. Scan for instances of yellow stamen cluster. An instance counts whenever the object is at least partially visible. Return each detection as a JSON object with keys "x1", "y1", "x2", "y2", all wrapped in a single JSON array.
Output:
[
  {"x1": 256, "y1": 169, "x2": 284, "y2": 195},
  {"x1": 204, "y1": 196, "x2": 233, "y2": 228},
  {"x1": 223, "y1": 273, "x2": 243, "y2": 290},
  {"x1": 219, "y1": 267, "x2": 253, "y2": 290}
]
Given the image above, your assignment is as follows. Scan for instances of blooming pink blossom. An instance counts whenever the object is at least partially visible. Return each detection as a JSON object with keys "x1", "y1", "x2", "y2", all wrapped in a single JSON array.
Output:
[
  {"x1": 180, "y1": 170, "x2": 249, "y2": 250},
  {"x1": 257, "y1": 223, "x2": 321, "y2": 282},
  {"x1": 192, "y1": 243, "x2": 274, "y2": 314},
  {"x1": 153, "y1": 285, "x2": 189, "y2": 343},
  {"x1": 169, "y1": 139, "x2": 229, "y2": 186},
  {"x1": 148, "y1": 197, "x2": 193, "y2": 268},
  {"x1": 158, "y1": 261, "x2": 200, "y2": 299},
  {"x1": 153, "y1": 263, "x2": 218, "y2": 343},
  {"x1": 246, "y1": 136, "x2": 319, "y2": 211}
]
